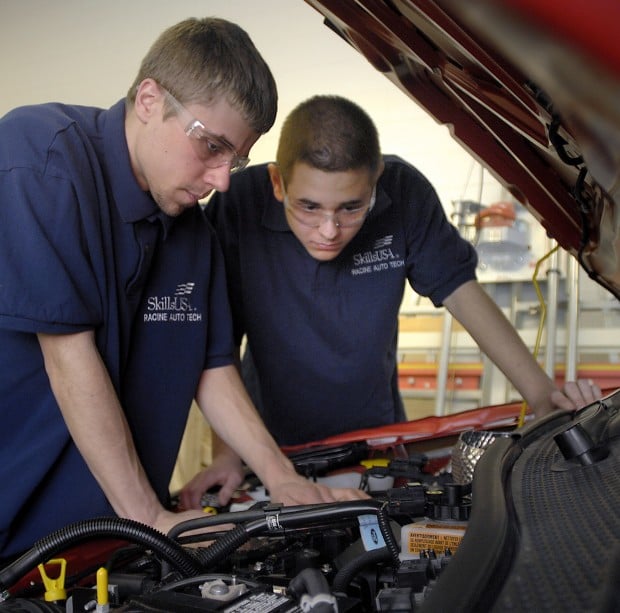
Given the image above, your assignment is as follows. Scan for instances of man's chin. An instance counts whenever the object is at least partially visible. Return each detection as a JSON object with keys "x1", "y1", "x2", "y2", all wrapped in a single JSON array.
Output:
[
  {"x1": 309, "y1": 248, "x2": 342, "y2": 262},
  {"x1": 157, "y1": 200, "x2": 195, "y2": 218}
]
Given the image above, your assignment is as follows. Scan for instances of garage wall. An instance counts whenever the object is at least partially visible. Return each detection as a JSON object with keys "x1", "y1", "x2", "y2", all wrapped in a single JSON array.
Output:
[{"x1": 0, "y1": 0, "x2": 503, "y2": 212}]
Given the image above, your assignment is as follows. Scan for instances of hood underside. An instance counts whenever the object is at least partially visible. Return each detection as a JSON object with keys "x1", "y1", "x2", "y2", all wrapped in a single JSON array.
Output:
[{"x1": 305, "y1": 0, "x2": 620, "y2": 298}]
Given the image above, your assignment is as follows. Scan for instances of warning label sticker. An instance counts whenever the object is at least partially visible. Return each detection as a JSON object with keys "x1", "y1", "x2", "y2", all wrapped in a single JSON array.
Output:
[{"x1": 405, "y1": 524, "x2": 467, "y2": 554}]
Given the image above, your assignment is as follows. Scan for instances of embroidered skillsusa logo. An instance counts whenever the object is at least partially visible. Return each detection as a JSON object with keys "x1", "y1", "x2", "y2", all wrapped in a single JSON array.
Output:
[
  {"x1": 373, "y1": 235, "x2": 393, "y2": 249},
  {"x1": 144, "y1": 282, "x2": 203, "y2": 322},
  {"x1": 351, "y1": 235, "x2": 405, "y2": 276},
  {"x1": 174, "y1": 282, "x2": 195, "y2": 296}
]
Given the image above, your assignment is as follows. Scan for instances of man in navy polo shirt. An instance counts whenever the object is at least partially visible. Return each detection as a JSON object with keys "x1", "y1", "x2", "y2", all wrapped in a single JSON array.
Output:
[
  {"x1": 180, "y1": 95, "x2": 601, "y2": 508},
  {"x1": 0, "y1": 21, "x2": 365, "y2": 561}
]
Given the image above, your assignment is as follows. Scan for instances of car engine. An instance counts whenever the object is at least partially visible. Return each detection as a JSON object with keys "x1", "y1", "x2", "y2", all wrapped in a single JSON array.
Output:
[{"x1": 1, "y1": 389, "x2": 619, "y2": 612}]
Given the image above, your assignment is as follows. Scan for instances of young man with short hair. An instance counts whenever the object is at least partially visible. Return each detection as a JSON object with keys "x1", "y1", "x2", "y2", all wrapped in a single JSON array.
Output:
[
  {"x1": 181, "y1": 95, "x2": 600, "y2": 508},
  {"x1": 0, "y1": 22, "x2": 364, "y2": 561}
]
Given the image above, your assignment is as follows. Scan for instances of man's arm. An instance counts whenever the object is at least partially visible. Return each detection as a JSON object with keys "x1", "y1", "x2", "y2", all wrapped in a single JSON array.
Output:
[
  {"x1": 194, "y1": 364, "x2": 367, "y2": 505},
  {"x1": 38, "y1": 330, "x2": 207, "y2": 534},
  {"x1": 443, "y1": 280, "x2": 600, "y2": 417}
]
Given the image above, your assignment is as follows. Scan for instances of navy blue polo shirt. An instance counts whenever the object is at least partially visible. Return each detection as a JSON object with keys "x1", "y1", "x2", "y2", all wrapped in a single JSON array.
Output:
[
  {"x1": 0, "y1": 100, "x2": 235, "y2": 557},
  {"x1": 205, "y1": 157, "x2": 477, "y2": 446}
]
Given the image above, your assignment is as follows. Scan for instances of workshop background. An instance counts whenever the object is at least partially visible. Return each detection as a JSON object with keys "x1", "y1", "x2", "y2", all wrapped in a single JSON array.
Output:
[{"x1": 3, "y1": 0, "x2": 618, "y2": 491}]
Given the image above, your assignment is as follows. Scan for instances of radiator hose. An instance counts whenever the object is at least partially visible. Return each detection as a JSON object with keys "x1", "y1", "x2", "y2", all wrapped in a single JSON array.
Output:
[{"x1": 0, "y1": 517, "x2": 203, "y2": 594}]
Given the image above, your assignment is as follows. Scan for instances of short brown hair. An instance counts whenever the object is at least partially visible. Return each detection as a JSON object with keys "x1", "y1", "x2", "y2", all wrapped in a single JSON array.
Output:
[
  {"x1": 127, "y1": 17, "x2": 277, "y2": 134},
  {"x1": 276, "y1": 95, "x2": 381, "y2": 184}
]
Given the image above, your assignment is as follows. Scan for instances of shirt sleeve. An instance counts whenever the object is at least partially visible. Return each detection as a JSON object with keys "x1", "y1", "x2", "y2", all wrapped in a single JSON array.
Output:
[
  {"x1": 203, "y1": 222, "x2": 237, "y2": 369},
  {"x1": 0, "y1": 167, "x2": 103, "y2": 333},
  {"x1": 396, "y1": 163, "x2": 478, "y2": 306},
  {"x1": 205, "y1": 185, "x2": 247, "y2": 348}
]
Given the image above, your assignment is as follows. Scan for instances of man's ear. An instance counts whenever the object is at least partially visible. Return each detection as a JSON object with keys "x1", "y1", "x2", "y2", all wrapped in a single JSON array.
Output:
[
  {"x1": 133, "y1": 78, "x2": 162, "y2": 124},
  {"x1": 267, "y1": 163, "x2": 285, "y2": 202},
  {"x1": 374, "y1": 159, "x2": 385, "y2": 183}
]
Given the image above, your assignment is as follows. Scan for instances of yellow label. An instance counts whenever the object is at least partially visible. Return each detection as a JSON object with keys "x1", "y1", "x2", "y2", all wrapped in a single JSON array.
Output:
[{"x1": 404, "y1": 524, "x2": 467, "y2": 555}]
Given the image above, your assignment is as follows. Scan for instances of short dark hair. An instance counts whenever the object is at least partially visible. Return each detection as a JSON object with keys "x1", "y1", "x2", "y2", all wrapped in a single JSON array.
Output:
[
  {"x1": 127, "y1": 17, "x2": 277, "y2": 134},
  {"x1": 276, "y1": 95, "x2": 381, "y2": 184}
]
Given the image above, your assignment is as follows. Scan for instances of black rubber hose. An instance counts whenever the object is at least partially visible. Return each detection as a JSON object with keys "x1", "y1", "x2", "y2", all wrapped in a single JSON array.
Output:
[
  {"x1": 289, "y1": 567, "x2": 331, "y2": 596},
  {"x1": 194, "y1": 500, "x2": 399, "y2": 570},
  {"x1": 289, "y1": 566, "x2": 330, "y2": 594},
  {"x1": 167, "y1": 501, "x2": 339, "y2": 542},
  {"x1": 192, "y1": 524, "x2": 251, "y2": 569},
  {"x1": 163, "y1": 504, "x2": 323, "y2": 576},
  {"x1": 167, "y1": 508, "x2": 266, "y2": 541},
  {"x1": 331, "y1": 547, "x2": 393, "y2": 594},
  {"x1": 288, "y1": 568, "x2": 335, "y2": 612},
  {"x1": 0, "y1": 517, "x2": 203, "y2": 592}
]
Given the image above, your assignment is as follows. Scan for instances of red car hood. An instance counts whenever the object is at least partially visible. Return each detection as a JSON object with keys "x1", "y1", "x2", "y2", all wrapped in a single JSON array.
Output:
[{"x1": 305, "y1": 0, "x2": 620, "y2": 298}]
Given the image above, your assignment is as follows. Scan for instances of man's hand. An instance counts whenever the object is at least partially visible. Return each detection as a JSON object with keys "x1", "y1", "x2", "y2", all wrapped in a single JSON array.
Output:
[
  {"x1": 180, "y1": 458, "x2": 369, "y2": 510},
  {"x1": 268, "y1": 473, "x2": 369, "y2": 506},
  {"x1": 195, "y1": 366, "x2": 369, "y2": 511},
  {"x1": 152, "y1": 508, "x2": 211, "y2": 535},
  {"x1": 551, "y1": 379, "x2": 602, "y2": 412},
  {"x1": 179, "y1": 453, "x2": 245, "y2": 509},
  {"x1": 443, "y1": 283, "x2": 603, "y2": 420}
]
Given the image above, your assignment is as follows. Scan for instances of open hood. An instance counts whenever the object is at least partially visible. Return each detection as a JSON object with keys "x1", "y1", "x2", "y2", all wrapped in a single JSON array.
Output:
[{"x1": 304, "y1": 0, "x2": 620, "y2": 298}]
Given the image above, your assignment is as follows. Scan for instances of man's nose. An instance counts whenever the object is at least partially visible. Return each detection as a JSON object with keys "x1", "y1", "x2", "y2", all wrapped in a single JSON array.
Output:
[
  {"x1": 203, "y1": 164, "x2": 231, "y2": 192},
  {"x1": 318, "y1": 214, "x2": 340, "y2": 238}
]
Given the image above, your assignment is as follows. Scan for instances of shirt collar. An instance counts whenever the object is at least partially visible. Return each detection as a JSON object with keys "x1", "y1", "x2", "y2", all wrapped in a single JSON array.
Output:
[
  {"x1": 103, "y1": 99, "x2": 160, "y2": 224},
  {"x1": 261, "y1": 192, "x2": 290, "y2": 231}
]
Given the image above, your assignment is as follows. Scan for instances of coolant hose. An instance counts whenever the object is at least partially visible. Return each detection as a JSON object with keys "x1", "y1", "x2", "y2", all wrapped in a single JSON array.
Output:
[
  {"x1": 288, "y1": 568, "x2": 336, "y2": 612},
  {"x1": 193, "y1": 499, "x2": 400, "y2": 569},
  {"x1": 331, "y1": 546, "x2": 393, "y2": 594},
  {"x1": 289, "y1": 567, "x2": 331, "y2": 597},
  {"x1": 192, "y1": 524, "x2": 252, "y2": 568},
  {"x1": 0, "y1": 517, "x2": 203, "y2": 593}
]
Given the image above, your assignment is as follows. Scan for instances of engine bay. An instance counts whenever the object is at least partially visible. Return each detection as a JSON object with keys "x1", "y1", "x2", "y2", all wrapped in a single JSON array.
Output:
[
  {"x1": 1, "y1": 390, "x2": 618, "y2": 612},
  {"x1": 0, "y1": 440, "x2": 469, "y2": 611}
]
